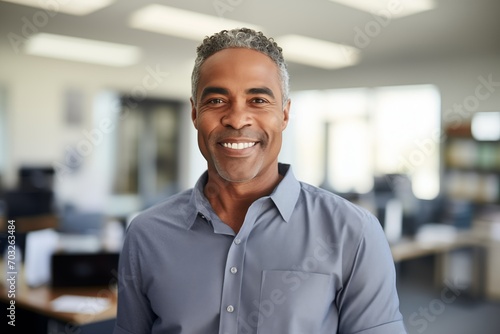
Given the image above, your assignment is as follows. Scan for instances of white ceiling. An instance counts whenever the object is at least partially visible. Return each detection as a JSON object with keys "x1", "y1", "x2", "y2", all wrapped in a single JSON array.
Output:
[{"x1": 1, "y1": 0, "x2": 500, "y2": 90}]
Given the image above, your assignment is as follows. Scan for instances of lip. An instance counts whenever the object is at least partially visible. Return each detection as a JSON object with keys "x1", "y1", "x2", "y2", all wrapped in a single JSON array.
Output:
[{"x1": 217, "y1": 138, "x2": 260, "y2": 156}]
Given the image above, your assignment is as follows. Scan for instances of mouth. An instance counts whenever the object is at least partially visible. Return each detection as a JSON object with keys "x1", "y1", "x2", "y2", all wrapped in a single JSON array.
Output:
[{"x1": 219, "y1": 142, "x2": 258, "y2": 150}]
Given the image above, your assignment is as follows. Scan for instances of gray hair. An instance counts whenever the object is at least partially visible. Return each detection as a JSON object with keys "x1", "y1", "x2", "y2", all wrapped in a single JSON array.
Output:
[{"x1": 191, "y1": 28, "x2": 289, "y2": 106}]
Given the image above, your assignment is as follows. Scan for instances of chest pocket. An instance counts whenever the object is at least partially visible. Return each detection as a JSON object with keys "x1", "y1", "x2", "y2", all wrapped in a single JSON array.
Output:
[{"x1": 256, "y1": 270, "x2": 335, "y2": 334}]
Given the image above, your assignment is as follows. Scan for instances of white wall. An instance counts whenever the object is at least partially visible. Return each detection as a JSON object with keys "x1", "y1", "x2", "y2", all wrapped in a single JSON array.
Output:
[{"x1": 0, "y1": 49, "x2": 195, "y2": 189}]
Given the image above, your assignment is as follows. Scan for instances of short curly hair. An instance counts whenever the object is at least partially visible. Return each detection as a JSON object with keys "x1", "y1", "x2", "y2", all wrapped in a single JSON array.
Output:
[{"x1": 191, "y1": 28, "x2": 289, "y2": 106}]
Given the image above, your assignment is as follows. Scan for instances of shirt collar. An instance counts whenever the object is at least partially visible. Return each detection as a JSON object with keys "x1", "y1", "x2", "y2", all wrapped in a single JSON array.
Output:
[
  {"x1": 185, "y1": 171, "x2": 213, "y2": 230},
  {"x1": 186, "y1": 163, "x2": 301, "y2": 229},
  {"x1": 269, "y1": 163, "x2": 301, "y2": 223}
]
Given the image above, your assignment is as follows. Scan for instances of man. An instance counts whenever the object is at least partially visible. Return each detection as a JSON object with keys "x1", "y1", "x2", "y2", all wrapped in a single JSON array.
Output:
[{"x1": 114, "y1": 28, "x2": 407, "y2": 334}]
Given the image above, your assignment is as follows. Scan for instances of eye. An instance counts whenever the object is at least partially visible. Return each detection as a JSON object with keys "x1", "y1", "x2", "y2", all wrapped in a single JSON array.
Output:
[
  {"x1": 208, "y1": 98, "x2": 224, "y2": 104},
  {"x1": 251, "y1": 97, "x2": 267, "y2": 104}
]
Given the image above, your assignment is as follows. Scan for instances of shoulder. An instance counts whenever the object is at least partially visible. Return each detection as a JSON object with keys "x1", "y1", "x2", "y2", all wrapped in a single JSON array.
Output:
[
  {"x1": 297, "y1": 182, "x2": 381, "y2": 239},
  {"x1": 126, "y1": 188, "x2": 194, "y2": 235},
  {"x1": 299, "y1": 182, "x2": 376, "y2": 221}
]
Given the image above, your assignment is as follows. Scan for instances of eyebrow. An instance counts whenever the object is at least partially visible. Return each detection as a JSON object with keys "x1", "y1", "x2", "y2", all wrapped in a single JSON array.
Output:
[
  {"x1": 246, "y1": 87, "x2": 275, "y2": 99},
  {"x1": 200, "y1": 87, "x2": 229, "y2": 101}
]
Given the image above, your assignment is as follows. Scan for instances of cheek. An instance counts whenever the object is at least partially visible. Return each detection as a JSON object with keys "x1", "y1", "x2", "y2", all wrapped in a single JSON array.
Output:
[
  {"x1": 197, "y1": 116, "x2": 219, "y2": 149},
  {"x1": 197, "y1": 113, "x2": 216, "y2": 134},
  {"x1": 267, "y1": 113, "x2": 286, "y2": 134}
]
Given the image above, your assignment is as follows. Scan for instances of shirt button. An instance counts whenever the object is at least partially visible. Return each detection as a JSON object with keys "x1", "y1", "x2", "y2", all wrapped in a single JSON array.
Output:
[
  {"x1": 200, "y1": 214, "x2": 205, "y2": 220},
  {"x1": 234, "y1": 238, "x2": 241, "y2": 245},
  {"x1": 230, "y1": 266, "x2": 238, "y2": 274},
  {"x1": 226, "y1": 305, "x2": 235, "y2": 313}
]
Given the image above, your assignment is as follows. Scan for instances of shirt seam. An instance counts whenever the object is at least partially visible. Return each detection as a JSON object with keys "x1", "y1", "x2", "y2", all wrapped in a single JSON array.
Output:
[
  {"x1": 128, "y1": 226, "x2": 144, "y2": 295},
  {"x1": 336, "y1": 211, "x2": 368, "y2": 310},
  {"x1": 347, "y1": 318, "x2": 406, "y2": 334}
]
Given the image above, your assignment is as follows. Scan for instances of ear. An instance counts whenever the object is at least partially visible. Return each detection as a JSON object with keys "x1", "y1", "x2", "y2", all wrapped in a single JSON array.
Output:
[
  {"x1": 281, "y1": 99, "x2": 291, "y2": 131},
  {"x1": 190, "y1": 98, "x2": 198, "y2": 130}
]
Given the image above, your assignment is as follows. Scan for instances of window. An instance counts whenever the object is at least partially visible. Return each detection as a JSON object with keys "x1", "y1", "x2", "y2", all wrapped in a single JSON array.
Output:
[{"x1": 288, "y1": 85, "x2": 440, "y2": 199}]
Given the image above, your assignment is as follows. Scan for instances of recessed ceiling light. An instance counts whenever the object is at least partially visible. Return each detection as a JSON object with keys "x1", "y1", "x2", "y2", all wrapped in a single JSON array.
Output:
[
  {"x1": 25, "y1": 33, "x2": 141, "y2": 67},
  {"x1": 1, "y1": 0, "x2": 115, "y2": 16},
  {"x1": 129, "y1": 4, "x2": 263, "y2": 41},
  {"x1": 275, "y1": 35, "x2": 360, "y2": 70},
  {"x1": 328, "y1": 0, "x2": 435, "y2": 18}
]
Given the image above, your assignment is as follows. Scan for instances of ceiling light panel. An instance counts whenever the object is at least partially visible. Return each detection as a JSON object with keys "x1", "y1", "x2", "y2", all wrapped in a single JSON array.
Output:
[
  {"x1": 25, "y1": 33, "x2": 141, "y2": 67},
  {"x1": 1, "y1": 0, "x2": 115, "y2": 16},
  {"x1": 275, "y1": 35, "x2": 360, "y2": 70},
  {"x1": 328, "y1": 0, "x2": 436, "y2": 18},
  {"x1": 129, "y1": 4, "x2": 263, "y2": 41}
]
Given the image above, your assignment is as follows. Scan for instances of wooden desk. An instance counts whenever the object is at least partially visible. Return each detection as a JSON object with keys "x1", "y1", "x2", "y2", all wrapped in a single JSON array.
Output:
[
  {"x1": 0, "y1": 267, "x2": 117, "y2": 333},
  {"x1": 0, "y1": 283, "x2": 117, "y2": 325},
  {"x1": 0, "y1": 214, "x2": 58, "y2": 233},
  {"x1": 390, "y1": 230, "x2": 486, "y2": 262},
  {"x1": 390, "y1": 230, "x2": 491, "y2": 297}
]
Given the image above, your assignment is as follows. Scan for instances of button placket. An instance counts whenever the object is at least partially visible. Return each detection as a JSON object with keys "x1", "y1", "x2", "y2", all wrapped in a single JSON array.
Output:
[
  {"x1": 218, "y1": 200, "x2": 265, "y2": 333},
  {"x1": 218, "y1": 237, "x2": 246, "y2": 332}
]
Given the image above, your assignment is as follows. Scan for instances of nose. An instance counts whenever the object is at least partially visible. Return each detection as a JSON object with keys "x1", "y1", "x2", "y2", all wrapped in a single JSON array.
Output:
[{"x1": 221, "y1": 101, "x2": 252, "y2": 129}]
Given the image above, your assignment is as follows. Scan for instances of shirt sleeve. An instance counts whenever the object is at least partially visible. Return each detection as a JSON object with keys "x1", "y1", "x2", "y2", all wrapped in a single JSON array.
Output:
[
  {"x1": 336, "y1": 213, "x2": 407, "y2": 334},
  {"x1": 113, "y1": 222, "x2": 156, "y2": 334}
]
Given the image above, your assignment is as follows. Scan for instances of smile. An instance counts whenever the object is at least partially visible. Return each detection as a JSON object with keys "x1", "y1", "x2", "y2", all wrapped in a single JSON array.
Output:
[{"x1": 221, "y1": 142, "x2": 257, "y2": 150}]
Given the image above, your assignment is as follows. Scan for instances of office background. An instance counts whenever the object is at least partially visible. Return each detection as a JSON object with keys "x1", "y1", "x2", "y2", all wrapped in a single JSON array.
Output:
[{"x1": 1, "y1": 0, "x2": 500, "y2": 333}]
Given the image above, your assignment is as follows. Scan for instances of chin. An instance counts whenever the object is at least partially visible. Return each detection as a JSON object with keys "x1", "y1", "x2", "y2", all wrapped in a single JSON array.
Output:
[{"x1": 215, "y1": 166, "x2": 260, "y2": 183}]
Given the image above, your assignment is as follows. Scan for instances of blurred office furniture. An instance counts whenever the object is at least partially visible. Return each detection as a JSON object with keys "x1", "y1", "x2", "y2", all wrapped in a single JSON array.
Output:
[
  {"x1": 18, "y1": 166, "x2": 55, "y2": 191},
  {"x1": 0, "y1": 208, "x2": 120, "y2": 334},
  {"x1": 0, "y1": 167, "x2": 58, "y2": 268},
  {"x1": 51, "y1": 252, "x2": 119, "y2": 287},
  {"x1": 52, "y1": 208, "x2": 121, "y2": 289},
  {"x1": 391, "y1": 201, "x2": 500, "y2": 302},
  {"x1": 114, "y1": 97, "x2": 181, "y2": 207},
  {"x1": 58, "y1": 207, "x2": 104, "y2": 236},
  {"x1": 442, "y1": 115, "x2": 500, "y2": 299},
  {"x1": 2, "y1": 166, "x2": 58, "y2": 233},
  {"x1": 4, "y1": 190, "x2": 53, "y2": 218},
  {"x1": 372, "y1": 175, "x2": 398, "y2": 230},
  {"x1": 0, "y1": 164, "x2": 122, "y2": 333},
  {"x1": 472, "y1": 206, "x2": 500, "y2": 300},
  {"x1": 24, "y1": 229, "x2": 60, "y2": 287},
  {"x1": 0, "y1": 213, "x2": 58, "y2": 234},
  {"x1": 372, "y1": 174, "x2": 433, "y2": 241},
  {"x1": 0, "y1": 267, "x2": 116, "y2": 334},
  {"x1": 444, "y1": 118, "x2": 500, "y2": 206},
  {"x1": 391, "y1": 227, "x2": 487, "y2": 297}
]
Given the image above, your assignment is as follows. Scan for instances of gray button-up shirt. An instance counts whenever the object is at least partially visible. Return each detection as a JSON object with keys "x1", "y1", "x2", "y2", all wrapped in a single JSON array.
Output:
[{"x1": 114, "y1": 164, "x2": 407, "y2": 334}]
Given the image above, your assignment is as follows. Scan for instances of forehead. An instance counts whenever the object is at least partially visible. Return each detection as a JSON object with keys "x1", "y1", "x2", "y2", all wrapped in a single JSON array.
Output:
[{"x1": 197, "y1": 48, "x2": 281, "y2": 93}]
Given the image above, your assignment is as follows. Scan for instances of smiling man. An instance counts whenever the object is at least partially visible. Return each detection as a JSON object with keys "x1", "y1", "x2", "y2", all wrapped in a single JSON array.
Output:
[
  {"x1": 114, "y1": 28, "x2": 407, "y2": 334},
  {"x1": 192, "y1": 45, "x2": 290, "y2": 234}
]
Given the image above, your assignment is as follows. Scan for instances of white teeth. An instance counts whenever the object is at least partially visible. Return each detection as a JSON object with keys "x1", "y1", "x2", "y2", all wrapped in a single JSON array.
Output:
[{"x1": 222, "y1": 142, "x2": 256, "y2": 150}]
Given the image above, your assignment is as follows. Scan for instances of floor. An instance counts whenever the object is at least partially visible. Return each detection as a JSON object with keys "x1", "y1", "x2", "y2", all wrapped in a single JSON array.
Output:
[{"x1": 396, "y1": 256, "x2": 500, "y2": 334}]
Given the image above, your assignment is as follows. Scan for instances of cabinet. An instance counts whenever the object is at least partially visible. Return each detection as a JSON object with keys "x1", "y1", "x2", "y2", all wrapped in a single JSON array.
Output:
[{"x1": 444, "y1": 123, "x2": 500, "y2": 204}]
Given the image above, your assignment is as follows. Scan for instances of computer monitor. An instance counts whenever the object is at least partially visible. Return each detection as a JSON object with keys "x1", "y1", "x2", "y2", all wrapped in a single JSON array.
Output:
[{"x1": 58, "y1": 210, "x2": 104, "y2": 236}]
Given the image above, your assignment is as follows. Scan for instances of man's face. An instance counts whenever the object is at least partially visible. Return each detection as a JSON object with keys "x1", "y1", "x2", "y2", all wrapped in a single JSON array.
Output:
[{"x1": 191, "y1": 48, "x2": 290, "y2": 183}]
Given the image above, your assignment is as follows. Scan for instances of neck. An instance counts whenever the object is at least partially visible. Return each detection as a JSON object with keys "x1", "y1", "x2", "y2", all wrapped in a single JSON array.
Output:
[{"x1": 204, "y1": 166, "x2": 282, "y2": 233}]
